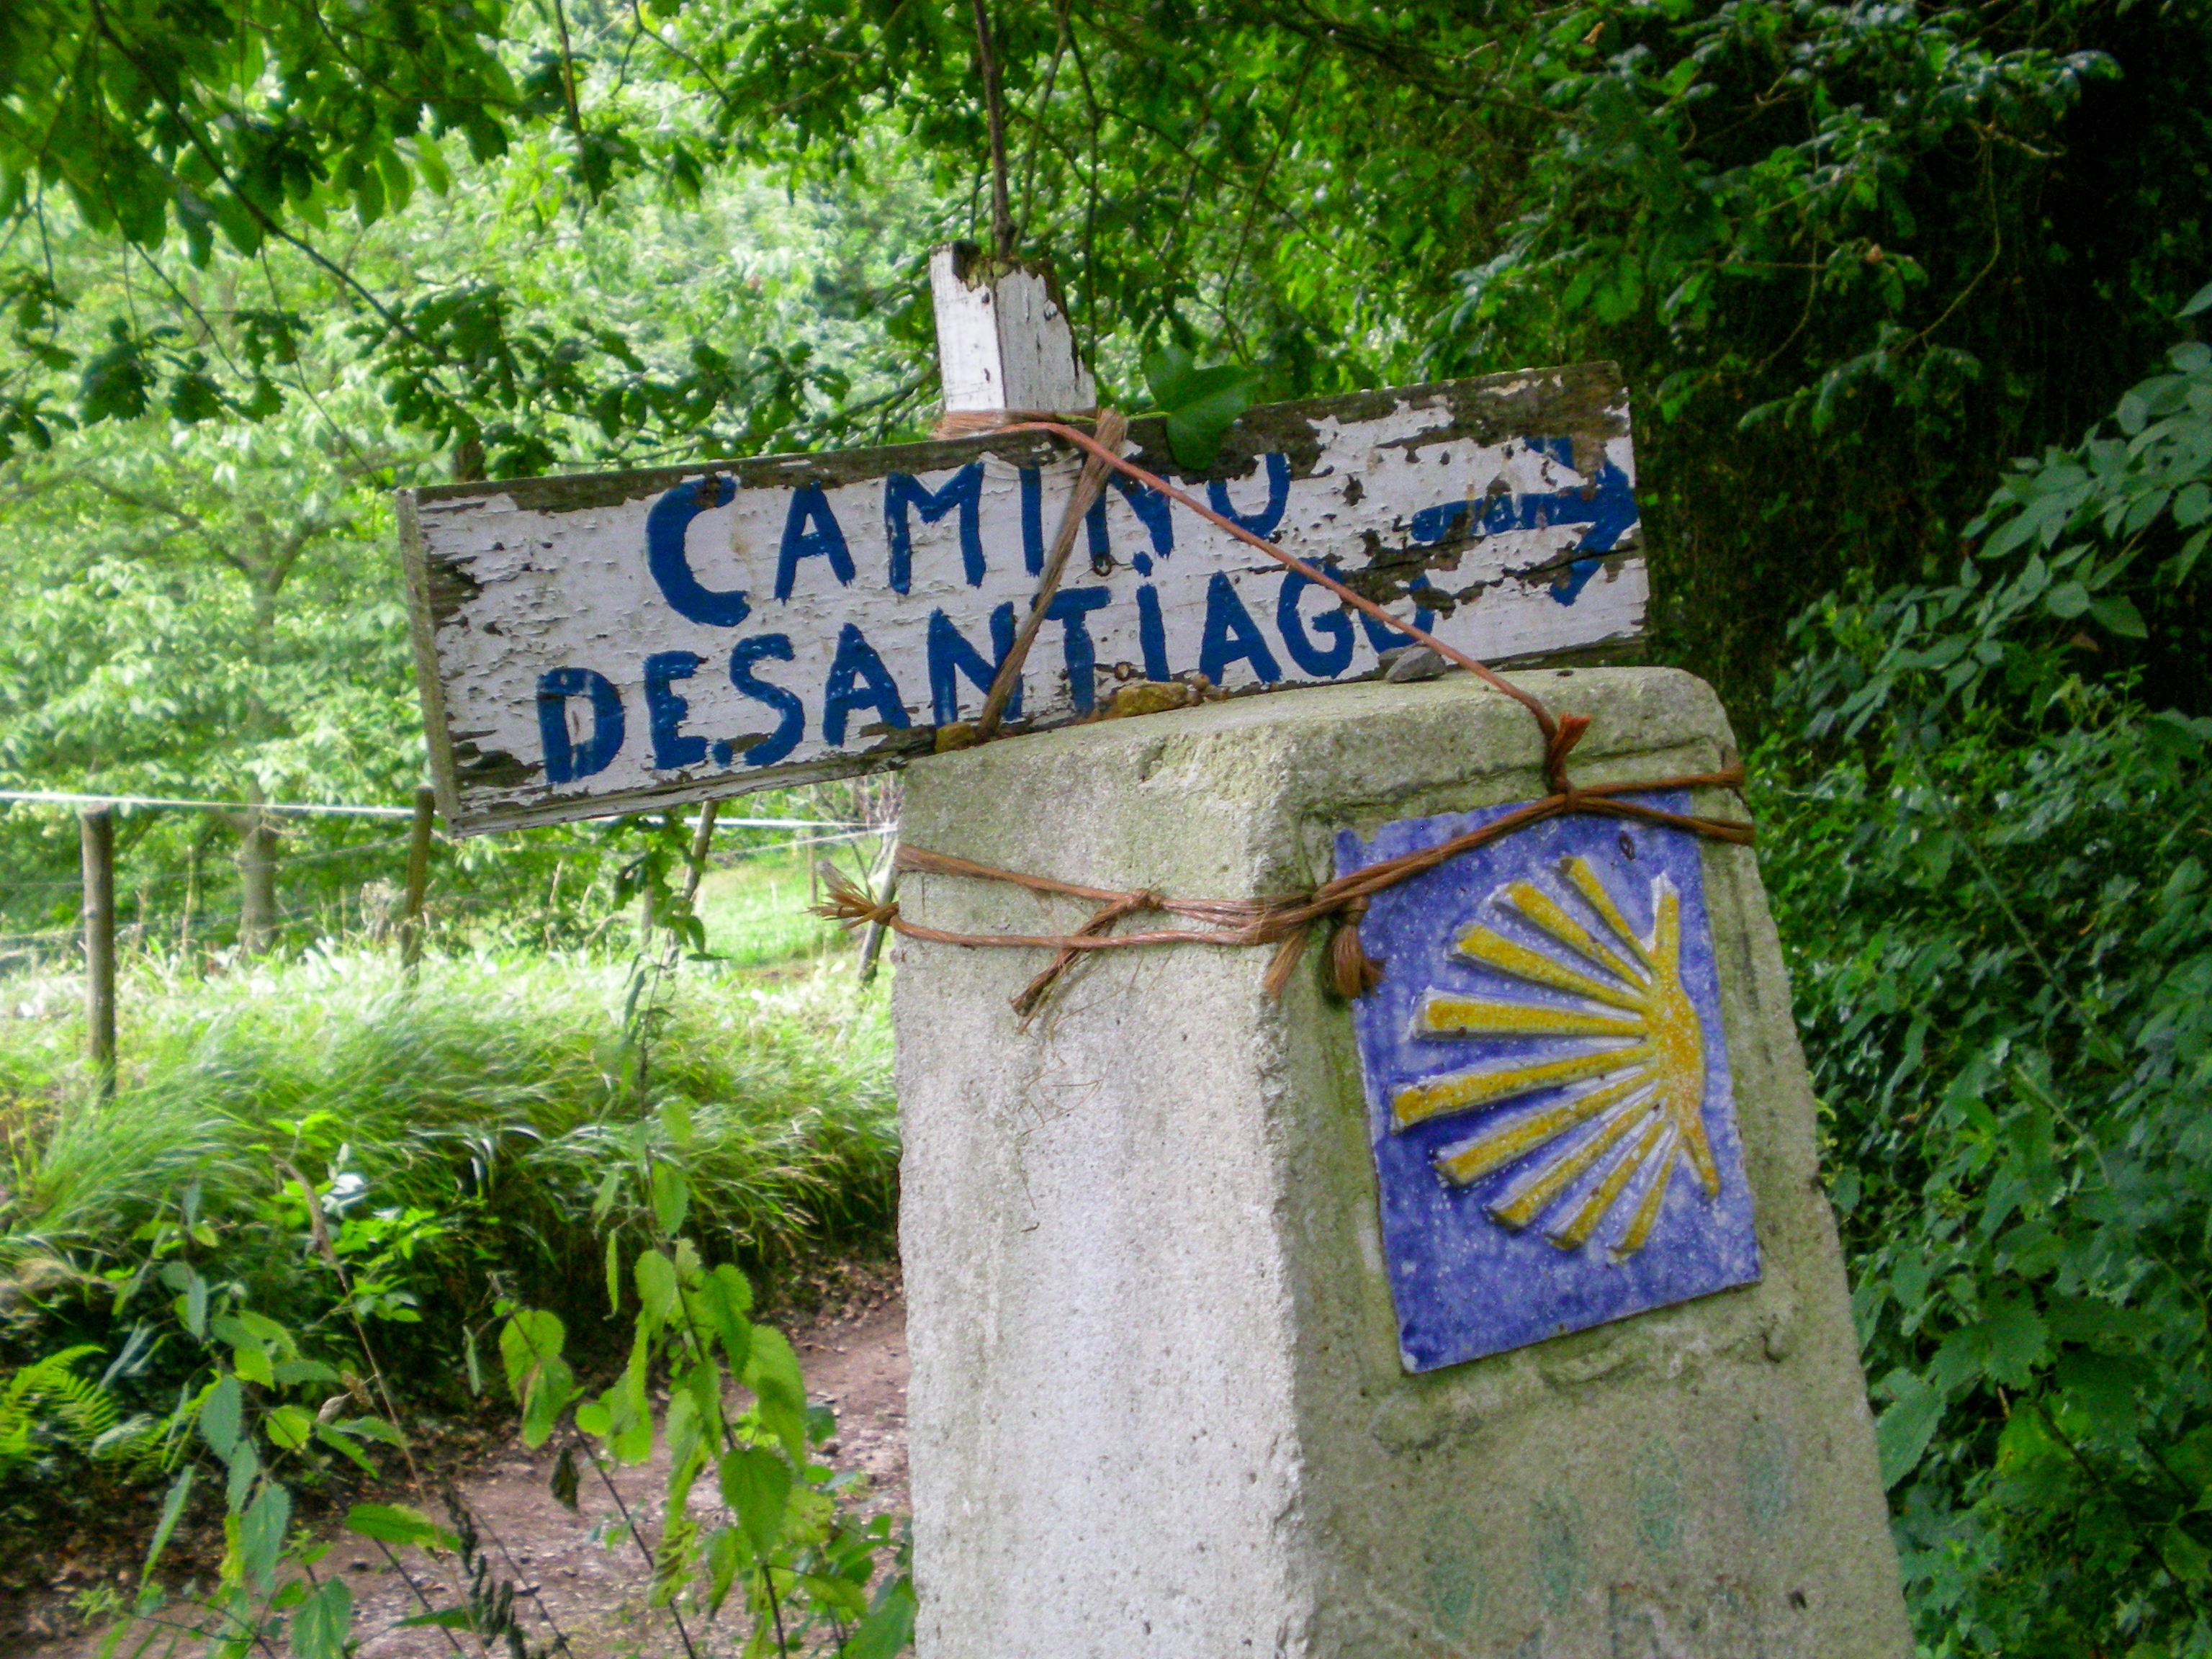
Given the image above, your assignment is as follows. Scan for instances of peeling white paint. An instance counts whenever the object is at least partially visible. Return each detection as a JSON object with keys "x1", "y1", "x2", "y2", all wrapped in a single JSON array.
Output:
[{"x1": 403, "y1": 376, "x2": 1647, "y2": 832}]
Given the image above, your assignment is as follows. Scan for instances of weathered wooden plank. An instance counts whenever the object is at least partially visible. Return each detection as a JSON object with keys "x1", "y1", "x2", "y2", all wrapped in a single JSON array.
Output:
[
  {"x1": 929, "y1": 243, "x2": 1097, "y2": 418},
  {"x1": 400, "y1": 362, "x2": 1646, "y2": 834}
]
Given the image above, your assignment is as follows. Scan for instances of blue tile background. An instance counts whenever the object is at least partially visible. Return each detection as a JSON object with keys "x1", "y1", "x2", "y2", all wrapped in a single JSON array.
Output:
[{"x1": 1339, "y1": 793, "x2": 1761, "y2": 1372}]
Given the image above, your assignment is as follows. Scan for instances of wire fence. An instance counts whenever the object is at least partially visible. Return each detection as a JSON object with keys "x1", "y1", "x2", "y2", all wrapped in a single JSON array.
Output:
[{"x1": 0, "y1": 786, "x2": 899, "y2": 980}]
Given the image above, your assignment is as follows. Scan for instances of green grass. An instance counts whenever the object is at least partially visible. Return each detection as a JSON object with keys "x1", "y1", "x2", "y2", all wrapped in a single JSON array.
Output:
[
  {"x1": 0, "y1": 943, "x2": 896, "y2": 1383},
  {"x1": 694, "y1": 844, "x2": 864, "y2": 969}
]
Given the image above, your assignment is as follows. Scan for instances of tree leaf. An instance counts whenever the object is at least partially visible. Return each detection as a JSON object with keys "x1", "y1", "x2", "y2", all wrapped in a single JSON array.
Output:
[
  {"x1": 2162, "y1": 1524, "x2": 2211, "y2": 1586},
  {"x1": 2044, "y1": 580, "x2": 2091, "y2": 619},
  {"x1": 1142, "y1": 344, "x2": 1262, "y2": 471},
  {"x1": 2089, "y1": 595, "x2": 2147, "y2": 639}
]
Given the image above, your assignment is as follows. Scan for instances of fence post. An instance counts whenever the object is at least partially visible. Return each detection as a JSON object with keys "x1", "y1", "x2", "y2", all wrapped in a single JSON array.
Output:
[
  {"x1": 81, "y1": 807, "x2": 115, "y2": 1097},
  {"x1": 238, "y1": 808, "x2": 276, "y2": 955},
  {"x1": 400, "y1": 785, "x2": 436, "y2": 977}
]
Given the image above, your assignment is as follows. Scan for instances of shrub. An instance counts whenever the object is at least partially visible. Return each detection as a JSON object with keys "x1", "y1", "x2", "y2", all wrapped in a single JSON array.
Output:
[
  {"x1": 1759, "y1": 301, "x2": 2212, "y2": 1655},
  {"x1": 0, "y1": 950, "x2": 898, "y2": 1397}
]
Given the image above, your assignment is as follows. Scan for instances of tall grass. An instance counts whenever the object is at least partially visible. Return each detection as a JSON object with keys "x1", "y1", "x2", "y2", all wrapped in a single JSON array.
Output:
[
  {"x1": 0, "y1": 947, "x2": 896, "y2": 1383},
  {"x1": 694, "y1": 848, "x2": 853, "y2": 968}
]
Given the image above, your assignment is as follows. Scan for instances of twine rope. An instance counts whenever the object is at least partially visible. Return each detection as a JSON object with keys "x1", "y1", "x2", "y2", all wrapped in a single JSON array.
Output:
[{"x1": 817, "y1": 416, "x2": 1753, "y2": 1016}]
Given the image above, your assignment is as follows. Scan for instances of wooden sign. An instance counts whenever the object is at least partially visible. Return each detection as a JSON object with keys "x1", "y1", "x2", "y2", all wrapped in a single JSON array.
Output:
[
  {"x1": 399, "y1": 362, "x2": 1644, "y2": 834},
  {"x1": 1340, "y1": 795, "x2": 1760, "y2": 1371}
]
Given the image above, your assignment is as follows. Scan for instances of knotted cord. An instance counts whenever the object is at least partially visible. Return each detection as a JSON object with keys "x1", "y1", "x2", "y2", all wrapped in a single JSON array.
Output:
[{"x1": 816, "y1": 415, "x2": 1753, "y2": 1016}]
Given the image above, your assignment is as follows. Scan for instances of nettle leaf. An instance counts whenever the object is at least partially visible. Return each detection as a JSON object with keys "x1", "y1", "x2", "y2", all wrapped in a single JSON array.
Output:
[
  {"x1": 717, "y1": 1445, "x2": 791, "y2": 1556},
  {"x1": 742, "y1": 1327, "x2": 809, "y2": 1461},
  {"x1": 1142, "y1": 343, "x2": 1262, "y2": 472},
  {"x1": 842, "y1": 1575, "x2": 918, "y2": 1659},
  {"x1": 345, "y1": 1502, "x2": 459, "y2": 1554},
  {"x1": 238, "y1": 1482, "x2": 290, "y2": 1593},
  {"x1": 264, "y1": 1403, "x2": 315, "y2": 1451},
  {"x1": 291, "y1": 1574, "x2": 353, "y2": 1659},
  {"x1": 698, "y1": 1264, "x2": 754, "y2": 1376},
  {"x1": 1875, "y1": 1370, "x2": 1945, "y2": 1489},
  {"x1": 498, "y1": 1310, "x2": 575, "y2": 1448},
  {"x1": 635, "y1": 1249, "x2": 680, "y2": 1332},
  {"x1": 649, "y1": 1161, "x2": 690, "y2": 1236},
  {"x1": 1943, "y1": 1303, "x2": 2051, "y2": 1392},
  {"x1": 499, "y1": 1308, "x2": 567, "y2": 1398},
  {"x1": 315, "y1": 1424, "x2": 378, "y2": 1475},
  {"x1": 200, "y1": 1374, "x2": 244, "y2": 1460}
]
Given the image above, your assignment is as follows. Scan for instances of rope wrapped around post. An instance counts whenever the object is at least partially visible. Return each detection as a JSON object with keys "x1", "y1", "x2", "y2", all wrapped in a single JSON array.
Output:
[{"x1": 814, "y1": 418, "x2": 1755, "y2": 1017}]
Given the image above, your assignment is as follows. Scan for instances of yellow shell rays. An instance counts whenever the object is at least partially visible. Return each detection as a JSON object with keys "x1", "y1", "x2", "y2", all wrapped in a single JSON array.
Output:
[{"x1": 1389, "y1": 855, "x2": 1717, "y2": 1259}]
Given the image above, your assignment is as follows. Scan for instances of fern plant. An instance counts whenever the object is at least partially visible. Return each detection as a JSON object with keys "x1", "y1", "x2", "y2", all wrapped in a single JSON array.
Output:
[{"x1": 0, "y1": 1342, "x2": 163, "y2": 1480}]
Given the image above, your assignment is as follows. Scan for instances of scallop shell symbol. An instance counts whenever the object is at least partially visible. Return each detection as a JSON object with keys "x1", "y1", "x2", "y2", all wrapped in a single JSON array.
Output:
[{"x1": 1389, "y1": 854, "x2": 1719, "y2": 1259}]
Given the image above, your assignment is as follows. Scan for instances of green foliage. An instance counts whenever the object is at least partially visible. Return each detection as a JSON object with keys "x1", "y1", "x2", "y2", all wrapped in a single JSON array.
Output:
[
  {"x1": 495, "y1": 1172, "x2": 912, "y2": 1656},
  {"x1": 9, "y1": 0, "x2": 2209, "y2": 716},
  {"x1": 1761, "y1": 325, "x2": 2212, "y2": 1655},
  {"x1": 0, "y1": 860, "x2": 906, "y2": 1651},
  {"x1": 4, "y1": 1, "x2": 2212, "y2": 1647},
  {"x1": 0, "y1": 950, "x2": 896, "y2": 1398},
  {"x1": 0, "y1": 42, "x2": 945, "y2": 469},
  {"x1": 2, "y1": 1158, "x2": 903, "y2": 1656},
  {"x1": 1141, "y1": 344, "x2": 1263, "y2": 471},
  {"x1": 0, "y1": 0, "x2": 522, "y2": 446},
  {"x1": 0, "y1": 1341, "x2": 165, "y2": 1483}
]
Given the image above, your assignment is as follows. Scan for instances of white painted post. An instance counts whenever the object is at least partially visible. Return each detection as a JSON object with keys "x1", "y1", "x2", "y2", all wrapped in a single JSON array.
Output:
[{"x1": 930, "y1": 242, "x2": 1096, "y2": 431}]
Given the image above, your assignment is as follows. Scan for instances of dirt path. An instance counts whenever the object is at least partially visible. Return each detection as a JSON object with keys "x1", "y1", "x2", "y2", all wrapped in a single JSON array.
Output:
[{"x1": 18, "y1": 1296, "x2": 911, "y2": 1659}]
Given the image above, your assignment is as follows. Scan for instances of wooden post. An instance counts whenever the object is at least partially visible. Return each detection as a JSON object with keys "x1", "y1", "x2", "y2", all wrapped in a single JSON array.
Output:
[
  {"x1": 238, "y1": 808, "x2": 276, "y2": 955},
  {"x1": 929, "y1": 243, "x2": 1096, "y2": 433},
  {"x1": 858, "y1": 836, "x2": 899, "y2": 988},
  {"x1": 81, "y1": 808, "x2": 115, "y2": 1097},
  {"x1": 400, "y1": 785, "x2": 436, "y2": 976}
]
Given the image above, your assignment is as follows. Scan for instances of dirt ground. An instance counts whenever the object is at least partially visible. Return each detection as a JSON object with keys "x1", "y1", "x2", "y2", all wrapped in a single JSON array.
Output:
[{"x1": 13, "y1": 1292, "x2": 912, "y2": 1659}]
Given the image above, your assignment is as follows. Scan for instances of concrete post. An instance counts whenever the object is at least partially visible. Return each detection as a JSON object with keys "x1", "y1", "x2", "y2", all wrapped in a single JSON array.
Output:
[{"x1": 893, "y1": 668, "x2": 1910, "y2": 1659}]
